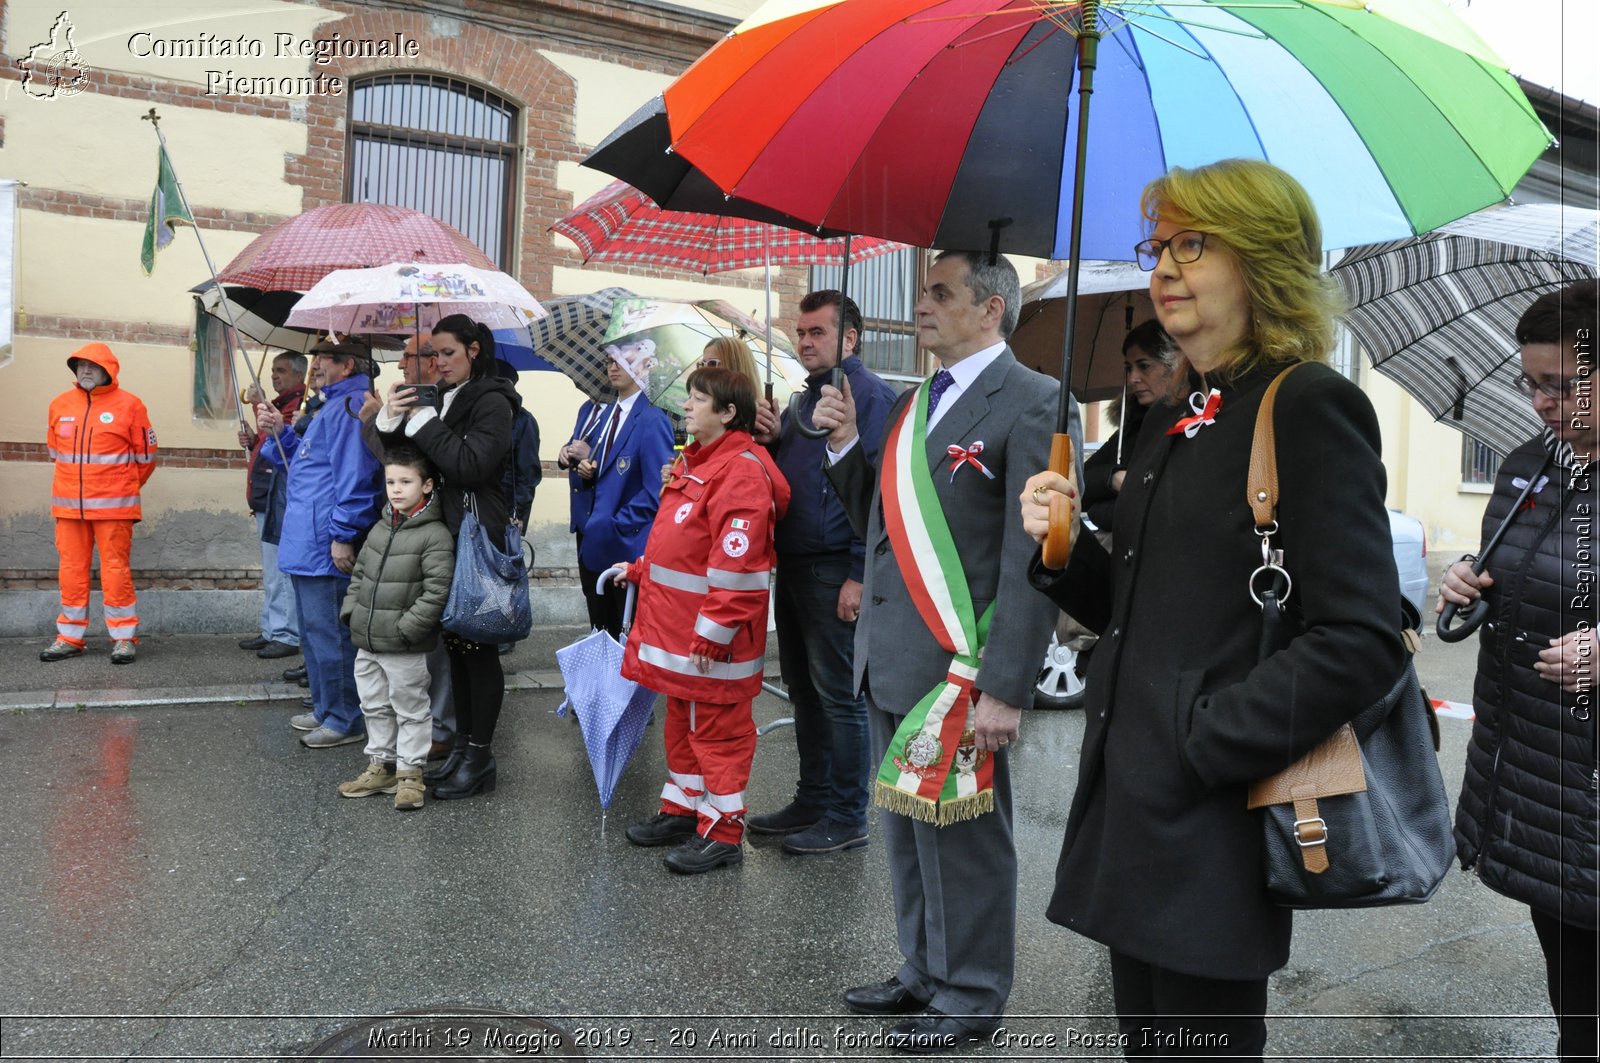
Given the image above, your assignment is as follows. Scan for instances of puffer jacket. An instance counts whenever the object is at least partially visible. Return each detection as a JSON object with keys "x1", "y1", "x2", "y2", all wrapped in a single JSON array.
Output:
[
  {"x1": 377, "y1": 375, "x2": 517, "y2": 543},
  {"x1": 622, "y1": 429, "x2": 791, "y2": 703},
  {"x1": 1455, "y1": 435, "x2": 1598, "y2": 928},
  {"x1": 48, "y1": 343, "x2": 157, "y2": 521},
  {"x1": 339, "y1": 495, "x2": 456, "y2": 653}
]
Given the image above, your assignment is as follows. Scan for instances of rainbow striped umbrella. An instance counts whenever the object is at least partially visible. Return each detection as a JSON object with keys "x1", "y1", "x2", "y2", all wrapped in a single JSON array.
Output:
[{"x1": 652, "y1": 0, "x2": 1550, "y2": 261}]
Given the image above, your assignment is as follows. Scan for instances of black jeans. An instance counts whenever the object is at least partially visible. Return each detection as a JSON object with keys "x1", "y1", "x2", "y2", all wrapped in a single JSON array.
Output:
[
  {"x1": 1109, "y1": 950, "x2": 1268, "y2": 1061},
  {"x1": 577, "y1": 548, "x2": 626, "y2": 640},
  {"x1": 445, "y1": 637, "x2": 504, "y2": 745},
  {"x1": 1531, "y1": 907, "x2": 1599, "y2": 1062},
  {"x1": 773, "y1": 555, "x2": 870, "y2": 829}
]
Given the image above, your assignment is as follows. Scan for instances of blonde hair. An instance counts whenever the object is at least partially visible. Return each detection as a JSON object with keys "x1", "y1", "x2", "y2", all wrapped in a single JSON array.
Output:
[
  {"x1": 701, "y1": 336, "x2": 763, "y2": 394},
  {"x1": 1141, "y1": 159, "x2": 1342, "y2": 397}
]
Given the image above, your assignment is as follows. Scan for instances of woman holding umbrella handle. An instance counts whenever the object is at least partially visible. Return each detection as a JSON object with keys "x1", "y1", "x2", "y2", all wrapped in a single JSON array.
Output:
[
  {"x1": 1442, "y1": 282, "x2": 1597, "y2": 1063},
  {"x1": 1020, "y1": 159, "x2": 1404, "y2": 1059},
  {"x1": 375, "y1": 313, "x2": 518, "y2": 801}
]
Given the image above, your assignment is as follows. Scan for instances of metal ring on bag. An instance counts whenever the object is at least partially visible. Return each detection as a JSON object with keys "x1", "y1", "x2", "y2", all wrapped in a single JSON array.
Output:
[{"x1": 1249, "y1": 564, "x2": 1292, "y2": 607}]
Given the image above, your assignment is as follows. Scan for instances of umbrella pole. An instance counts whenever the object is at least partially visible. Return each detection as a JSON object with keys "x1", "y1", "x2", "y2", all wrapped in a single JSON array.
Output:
[
  {"x1": 789, "y1": 235, "x2": 852, "y2": 440},
  {"x1": 142, "y1": 109, "x2": 288, "y2": 467},
  {"x1": 1041, "y1": 5, "x2": 1101, "y2": 570},
  {"x1": 763, "y1": 229, "x2": 774, "y2": 403}
]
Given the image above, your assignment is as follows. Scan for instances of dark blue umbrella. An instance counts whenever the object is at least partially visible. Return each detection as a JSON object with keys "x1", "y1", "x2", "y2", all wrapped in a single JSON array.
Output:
[{"x1": 491, "y1": 325, "x2": 560, "y2": 375}]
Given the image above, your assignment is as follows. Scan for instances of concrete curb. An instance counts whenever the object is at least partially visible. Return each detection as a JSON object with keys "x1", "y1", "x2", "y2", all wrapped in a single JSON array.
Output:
[{"x1": 3, "y1": 668, "x2": 570, "y2": 712}]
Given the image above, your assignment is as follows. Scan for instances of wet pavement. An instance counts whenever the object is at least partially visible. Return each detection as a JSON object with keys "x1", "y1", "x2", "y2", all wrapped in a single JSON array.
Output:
[{"x1": 0, "y1": 627, "x2": 1560, "y2": 1061}]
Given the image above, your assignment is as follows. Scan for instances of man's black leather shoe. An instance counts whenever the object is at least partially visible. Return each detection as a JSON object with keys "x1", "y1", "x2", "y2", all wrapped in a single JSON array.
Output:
[
  {"x1": 624, "y1": 812, "x2": 697, "y2": 848},
  {"x1": 842, "y1": 978, "x2": 932, "y2": 1016},
  {"x1": 883, "y1": 1011, "x2": 996, "y2": 1055},
  {"x1": 747, "y1": 801, "x2": 822, "y2": 835},
  {"x1": 283, "y1": 664, "x2": 307, "y2": 682},
  {"x1": 257, "y1": 641, "x2": 299, "y2": 659},
  {"x1": 238, "y1": 636, "x2": 269, "y2": 651},
  {"x1": 662, "y1": 835, "x2": 742, "y2": 874}
]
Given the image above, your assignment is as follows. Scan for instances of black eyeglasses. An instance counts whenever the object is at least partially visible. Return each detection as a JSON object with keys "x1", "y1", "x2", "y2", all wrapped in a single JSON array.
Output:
[
  {"x1": 1134, "y1": 230, "x2": 1208, "y2": 271},
  {"x1": 1515, "y1": 372, "x2": 1586, "y2": 400}
]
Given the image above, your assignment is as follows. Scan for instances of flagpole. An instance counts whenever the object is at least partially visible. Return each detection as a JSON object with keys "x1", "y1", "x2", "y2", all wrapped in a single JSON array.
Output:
[{"x1": 142, "y1": 108, "x2": 286, "y2": 466}]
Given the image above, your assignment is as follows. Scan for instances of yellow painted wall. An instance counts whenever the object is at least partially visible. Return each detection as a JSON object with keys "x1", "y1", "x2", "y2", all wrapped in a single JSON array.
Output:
[{"x1": 1367, "y1": 370, "x2": 1496, "y2": 557}]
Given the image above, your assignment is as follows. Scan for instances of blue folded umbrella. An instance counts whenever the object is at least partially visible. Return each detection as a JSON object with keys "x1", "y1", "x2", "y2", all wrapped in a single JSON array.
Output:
[{"x1": 555, "y1": 585, "x2": 657, "y2": 811}]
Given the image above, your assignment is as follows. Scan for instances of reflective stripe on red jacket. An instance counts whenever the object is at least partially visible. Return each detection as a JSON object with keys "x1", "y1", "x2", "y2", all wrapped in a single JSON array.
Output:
[
  {"x1": 48, "y1": 343, "x2": 156, "y2": 521},
  {"x1": 622, "y1": 429, "x2": 791, "y2": 703}
]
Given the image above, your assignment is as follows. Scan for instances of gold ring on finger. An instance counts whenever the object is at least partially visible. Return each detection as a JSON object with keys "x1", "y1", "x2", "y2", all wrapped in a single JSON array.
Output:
[{"x1": 1032, "y1": 485, "x2": 1049, "y2": 504}]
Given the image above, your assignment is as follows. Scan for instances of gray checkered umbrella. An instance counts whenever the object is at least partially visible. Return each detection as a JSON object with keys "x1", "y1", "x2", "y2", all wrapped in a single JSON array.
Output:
[
  {"x1": 529, "y1": 286, "x2": 806, "y2": 408},
  {"x1": 528, "y1": 287, "x2": 640, "y2": 402},
  {"x1": 1333, "y1": 203, "x2": 1598, "y2": 457}
]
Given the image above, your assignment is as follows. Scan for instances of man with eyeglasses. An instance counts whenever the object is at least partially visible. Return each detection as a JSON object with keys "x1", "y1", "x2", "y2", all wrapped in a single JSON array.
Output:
[{"x1": 749, "y1": 290, "x2": 896, "y2": 856}]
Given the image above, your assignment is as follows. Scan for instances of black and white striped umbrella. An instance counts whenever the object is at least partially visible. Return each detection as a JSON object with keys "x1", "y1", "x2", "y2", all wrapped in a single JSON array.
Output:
[{"x1": 1333, "y1": 203, "x2": 1598, "y2": 457}]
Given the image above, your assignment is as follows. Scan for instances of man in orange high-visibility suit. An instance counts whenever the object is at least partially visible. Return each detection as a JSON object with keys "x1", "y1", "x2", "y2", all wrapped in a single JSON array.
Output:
[{"x1": 40, "y1": 343, "x2": 157, "y2": 665}]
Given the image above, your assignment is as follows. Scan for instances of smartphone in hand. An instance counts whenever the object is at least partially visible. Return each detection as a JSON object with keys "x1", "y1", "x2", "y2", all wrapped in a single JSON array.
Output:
[{"x1": 409, "y1": 383, "x2": 441, "y2": 408}]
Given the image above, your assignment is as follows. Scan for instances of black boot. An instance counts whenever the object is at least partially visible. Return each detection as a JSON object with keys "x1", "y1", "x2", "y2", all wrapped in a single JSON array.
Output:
[
  {"x1": 433, "y1": 742, "x2": 496, "y2": 800},
  {"x1": 423, "y1": 738, "x2": 467, "y2": 784}
]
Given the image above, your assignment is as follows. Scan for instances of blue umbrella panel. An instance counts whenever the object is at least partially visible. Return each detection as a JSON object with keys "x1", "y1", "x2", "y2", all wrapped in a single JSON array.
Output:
[{"x1": 556, "y1": 624, "x2": 658, "y2": 812}]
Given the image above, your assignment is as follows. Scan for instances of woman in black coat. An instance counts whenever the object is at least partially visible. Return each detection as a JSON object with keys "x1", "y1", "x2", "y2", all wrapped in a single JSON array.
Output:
[
  {"x1": 1439, "y1": 283, "x2": 1597, "y2": 1063},
  {"x1": 1019, "y1": 159, "x2": 1406, "y2": 1060},
  {"x1": 1080, "y1": 319, "x2": 1174, "y2": 534},
  {"x1": 377, "y1": 314, "x2": 518, "y2": 800}
]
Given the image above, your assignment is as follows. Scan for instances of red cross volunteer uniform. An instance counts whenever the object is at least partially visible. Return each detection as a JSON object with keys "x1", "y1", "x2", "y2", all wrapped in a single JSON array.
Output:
[
  {"x1": 620, "y1": 428, "x2": 790, "y2": 843},
  {"x1": 46, "y1": 343, "x2": 157, "y2": 652}
]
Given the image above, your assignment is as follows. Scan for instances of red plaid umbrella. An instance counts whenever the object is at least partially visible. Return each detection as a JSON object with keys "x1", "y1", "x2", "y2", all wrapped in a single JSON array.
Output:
[
  {"x1": 552, "y1": 180, "x2": 903, "y2": 274},
  {"x1": 217, "y1": 204, "x2": 495, "y2": 290}
]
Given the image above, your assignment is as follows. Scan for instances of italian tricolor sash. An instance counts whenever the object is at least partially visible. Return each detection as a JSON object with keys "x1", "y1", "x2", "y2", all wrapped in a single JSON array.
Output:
[{"x1": 875, "y1": 381, "x2": 996, "y2": 826}]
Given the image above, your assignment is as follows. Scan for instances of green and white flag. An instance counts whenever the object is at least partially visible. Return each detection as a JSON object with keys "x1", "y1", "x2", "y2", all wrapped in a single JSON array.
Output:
[{"x1": 139, "y1": 146, "x2": 192, "y2": 275}]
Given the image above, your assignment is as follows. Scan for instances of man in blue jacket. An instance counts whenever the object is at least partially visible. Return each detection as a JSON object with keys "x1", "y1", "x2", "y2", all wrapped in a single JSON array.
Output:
[
  {"x1": 751, "y1": 290, "x2": 896, "y2": 854},
  {"x1": 256, "y1": 340, "x2": 383, "y2": 747},
  {"x1": 568, "y1": 351, "x2": 674, "y2": 638}
]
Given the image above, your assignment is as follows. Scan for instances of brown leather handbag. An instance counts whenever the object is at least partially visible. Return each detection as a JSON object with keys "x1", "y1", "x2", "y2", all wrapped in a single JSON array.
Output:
[{"x1": 1244, "y1": 365, "x2": 1454, "y2": 908}]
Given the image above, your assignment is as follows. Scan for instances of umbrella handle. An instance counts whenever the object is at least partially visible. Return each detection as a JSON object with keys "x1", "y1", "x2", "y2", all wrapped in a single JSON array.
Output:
[
  {"x1": 1436, "y1": 454, "x2": 1552, "y2": 643},
  {"x1": 1435, "y1": 596, "x2": 1488, "y2": 643},
  {"x1": 1039, "y1": 432, "x2": 1077, "y2": 570},
  {"x1": 789, "y1": 367, "x2": 840, "y2": 440}
]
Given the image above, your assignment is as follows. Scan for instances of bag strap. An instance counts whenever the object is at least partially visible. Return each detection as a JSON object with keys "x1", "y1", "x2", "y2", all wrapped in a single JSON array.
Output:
[
  {"x1": 1247, "y1": 364, "x2": 1304, "y2": 529},
  {"x1": 1246, "y1": 365, "x2": 1303, "y2": 610}
]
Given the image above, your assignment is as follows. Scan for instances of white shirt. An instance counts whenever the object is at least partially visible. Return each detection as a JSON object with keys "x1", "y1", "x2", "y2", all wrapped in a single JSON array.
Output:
[
  {"x1": 925, "y1": 340, "x2": 1007, "y2": 434},
  {"x1": 598, "y1": 390, "x2": 641, "y2": 466},
  {"x1": 827, "y1": 339, "x2": 1008, "y2": 461}
]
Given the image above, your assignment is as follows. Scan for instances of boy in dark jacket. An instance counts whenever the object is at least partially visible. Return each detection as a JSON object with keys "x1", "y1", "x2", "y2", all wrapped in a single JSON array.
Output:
[{"x1": 338, "y1": 447, "x2": 456, "y2": 810}]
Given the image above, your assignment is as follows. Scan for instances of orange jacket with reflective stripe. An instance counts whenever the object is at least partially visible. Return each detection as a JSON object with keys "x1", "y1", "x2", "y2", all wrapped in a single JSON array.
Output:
[{"x1": 48, "y1": 343, "x2": 157, "y2": 521}]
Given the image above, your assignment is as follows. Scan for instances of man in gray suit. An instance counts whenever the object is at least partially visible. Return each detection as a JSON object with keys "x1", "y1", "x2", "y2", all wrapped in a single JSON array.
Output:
[{"x1": 815, "y1": 250, "x2": 1071, "y2": 1053}]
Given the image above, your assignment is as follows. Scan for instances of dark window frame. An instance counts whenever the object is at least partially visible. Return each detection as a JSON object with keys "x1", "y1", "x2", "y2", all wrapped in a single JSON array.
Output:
[{"x1": 345, "y1": 73, "x2": 520, "y2": 271}]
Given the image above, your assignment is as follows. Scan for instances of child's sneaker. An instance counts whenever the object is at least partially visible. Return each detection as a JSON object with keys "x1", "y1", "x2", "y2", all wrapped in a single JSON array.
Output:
[
  {"x1": 393, "y1": 768, "x2": 425, "y2": 811},
  {"x1": 338, "y1": 759, "x2": 397, "y2": 798}
]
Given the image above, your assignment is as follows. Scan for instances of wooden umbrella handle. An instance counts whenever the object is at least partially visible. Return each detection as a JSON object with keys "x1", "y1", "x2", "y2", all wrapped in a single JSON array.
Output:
[{"x1": 1040, "y1": 432, "x2": 1076, "y2": 570}]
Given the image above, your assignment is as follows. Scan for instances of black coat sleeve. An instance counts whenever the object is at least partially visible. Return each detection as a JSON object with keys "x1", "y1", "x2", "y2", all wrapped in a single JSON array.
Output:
[{"x1": 1178, "y1": 370, "x2": 1407, "y2": 789}]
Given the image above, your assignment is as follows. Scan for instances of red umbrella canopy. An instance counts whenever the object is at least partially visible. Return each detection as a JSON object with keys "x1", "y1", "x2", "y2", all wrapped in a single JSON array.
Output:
[
  {"x1": 552, "y1": 179, "x2": 904, "y2": 274},
  {"x1": 217, "y1": 204, "x2": 496, "y2": 290}
]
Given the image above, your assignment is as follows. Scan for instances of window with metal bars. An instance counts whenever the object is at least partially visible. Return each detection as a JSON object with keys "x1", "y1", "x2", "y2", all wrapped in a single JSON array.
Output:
[
  {"x1": 1461, "y1": 437, "x2": 1501, "y2": 485},
  {"x1": 346, "y1": 74, "x2": 519, "y2": 270},
  {"x1": 811, "y1": 247, "x2": 926, "y2": 387}
]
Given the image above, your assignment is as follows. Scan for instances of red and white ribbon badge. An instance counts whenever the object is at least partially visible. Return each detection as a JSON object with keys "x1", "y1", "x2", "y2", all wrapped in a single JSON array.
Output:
[
  {"x1": 946, "y1": 440, "x2": 995, "y2": 483},
  {"x1": 1167, "y1": 388, "x2": 1223, "y2": 438},
  {"x1": 1512, "y1": 474, "x2": 1549, "y2": 510}
]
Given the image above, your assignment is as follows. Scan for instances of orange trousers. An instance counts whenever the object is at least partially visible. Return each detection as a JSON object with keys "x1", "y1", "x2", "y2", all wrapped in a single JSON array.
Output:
[{"x1": 55, "y1": 518, "x2": 139, "y2": 645}]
